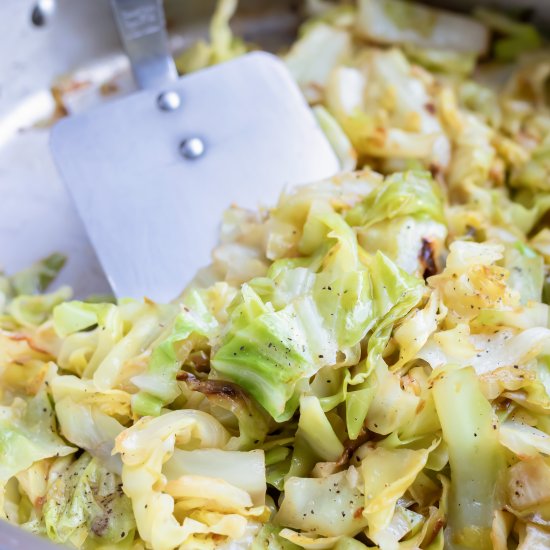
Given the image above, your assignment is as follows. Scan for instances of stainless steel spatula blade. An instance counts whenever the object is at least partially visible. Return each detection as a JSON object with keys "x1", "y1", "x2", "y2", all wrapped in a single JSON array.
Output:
[{"x1": 50, "y1": 52, "x2": 339, "y2": 302}]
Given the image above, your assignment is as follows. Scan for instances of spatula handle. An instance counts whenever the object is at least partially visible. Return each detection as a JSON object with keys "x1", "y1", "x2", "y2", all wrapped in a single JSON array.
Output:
[{"x1": 110, "y1": 0, "x2": 177, "y2": 90}]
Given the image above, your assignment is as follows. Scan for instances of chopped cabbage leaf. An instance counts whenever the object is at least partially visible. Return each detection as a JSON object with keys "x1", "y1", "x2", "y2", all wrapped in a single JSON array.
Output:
[
  {"x1": 474, "y1": 8, "x2": 543, "y2": 62},
  {"x1": 9, "y1": 286, "x2": 72, "y2": 328},
  {"x1": 346, "y1": 170, "x2": 444, "y2": 228},
  {"x1": 113, "y1": 410, "x2": 266, "y2": 549},
  {"x1": 326, "y1": 51, "x2": 450, "y2": 165},
  {"x1": 361, "y1": 444, "x2": 434, "y2": 537},
  {"x1": 0, "y1": 389, "x2": 75, "y2": 489},
  {"x1": 432, "y1": 366, "x2": 505, "y2": 549},
  {"x1": 51, "y1": 375, "x2": 129, "y2": 474},
  {"x1": 132, "y1": 291, "x2": 218, "y2": 416},
  {"x1": 275, "y1": 467, "x2": 368, "y2": 537},
  {"x1": 504, "y1": 242, "x2": 544, "y2": 304},
  {"x1": 285, "y1": 23, "x2": 351, "y2": 103},
  {"x1": 211, "y1": 286, "x2": 337, "y2": 421},
  {"x1": 175, "y1": 0, "x2": 247, "y2": 74},
  {"x1": 213, "y1": 236, "x2": 422, "y2": 422},
  {"x1": 356, "y1": 0, "x2": 489, "y2": 54},
  {"x1": 296, "y1": 395, "x2": 344, "y2": 462},
  {"x1": 403, "y1": 44, "x2": 476, "y2": 76},
  {"x1": 164, "y1": 449, "x2": 266, "y2": 506},
  {"x1": 6, "y1": 253, "x2": 66, "y2": 297},
  {"x1": 313, "y1": 105, "x2": 357, "y2": 171},
  {"x1": 252, "y1": 524, "x2": 302, "y2": 550},
  {"x1": 43, "y1": 453, "x2": 135, "y2": 546}
]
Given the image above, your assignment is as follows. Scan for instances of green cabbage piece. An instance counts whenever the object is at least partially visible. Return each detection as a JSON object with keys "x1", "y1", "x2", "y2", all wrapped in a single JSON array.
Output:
[
  {"x1": 403, "y1": 44, "x2": 476, "y2": 76},
  {"x1": 163, "y1": 448, "x2": 266, "y2": 506},
  {"x1": 474, "y1": 7, "x2": 543, "y2": 62},
  {"x1": 325, "y1": 52, "x2": 449, "y2": 163},
  {"x1": 345, "y1": 384, "x2": 377, "y2": 441},
  {"x1": 175, "y1": 0, "x2": 247, "y2": 74},
  {"x1": 313, "y1": 105, "x2": 357, "y2": 171},
  {"x1": 346, "y1": 171, "x2": 444, "y2": 228},
  {"x1": 504, "y1": 242, "x2": 544, "y2": 304},
  {"x1": 252, "y1": 524, "x2": 301, "y2": 550},
  {"x1": 54, "y1": 300, "x2": 177, "y2": 391},
  {"x1": 180, "y1": 374, "x2": 271, "y2": 450},
  {"x1": 500, "y1": 420, "x2": 550, "y2": 458},
  {"x1": 43, "y1": 453, "x2": 135, "y2": 546},
  {"x1": 296, "y1": 395, "x2": 344, "y2": 462},
  {"x1": 345, "y1": 252, "x2": 425, "y2": 439},
  {"x1": 460, "y1": 183, "x2": 550, "y2": 237},
  {"x1": 361, "y1": 444, "x2": 433, "y2": 538},
  {"x1": 0, "y1": 253, "x2": 67, "y2": 329},
  {"x1": 52, "y1": 376, "x2": 126, "y2": 474},
  {"x1": 511, "y1": 143, "x2": 550, "y2": 193},
  {"x1": 132, "y1": 290, "x2": 219, "y2": 416},
  {"x1": 370, "y1": 505, "x2": 426, "y2": 548},
  {"x1": 9, "y1": 286, "x2": 72, "y2": 328},
  {"x1": 212, "y1": 286, "x2": 333, "y2": 422},
  {"x1": 356, "y1": 0, "x2": 488, "y2": 55},
  {"x1": 53, "y1": 300, "x2": 118, "y2": 337},
  {"x1": 275, "y1": 468, "x2": 368, "y2": 537},
  {"x1": 0, "y1": 390, "x2": 75, "y2": 486},
  {"x1": 506, "y1": 456, "x2": 550, "y2": 526},
  {"x1": 302, "y1": 1, "x2": 356, "y2": 30},
  {"x1": 212, "y1": 220, "x2": 423, "y2": 422},
  {"x1": 284, "y1": 22, "x2": 351, "y2": 103},
  {"x1": 458, "y1": 81, "x2": 502, "y2": 129},
  {"x1": 8, "y1": 253, "x2": 66, "y2": 296},
  {"x1": 211, "y1": 212, "x2": 371, "y2": 423},
  {"x1": 432, "y1": 366, "x2": 505, "y2": 550},
  {"x1": 332, "y1": 537, "x2": 371, "y2": 550}
]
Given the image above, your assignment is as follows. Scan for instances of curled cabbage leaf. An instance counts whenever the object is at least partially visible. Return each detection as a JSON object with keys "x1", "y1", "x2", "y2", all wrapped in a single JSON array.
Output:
[{"x1": 43, "y1": 453, "x2": 135, "y2": 546}]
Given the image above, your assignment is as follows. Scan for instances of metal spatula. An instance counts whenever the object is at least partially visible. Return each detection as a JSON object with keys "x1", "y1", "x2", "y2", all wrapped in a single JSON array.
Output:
[{"x1": 50, "y1": 0, "x2": 338, "y2": 303}]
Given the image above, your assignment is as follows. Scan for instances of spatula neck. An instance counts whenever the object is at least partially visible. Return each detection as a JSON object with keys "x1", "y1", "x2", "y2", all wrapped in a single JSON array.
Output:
[{"x1": 110, "y1": 0, "x2": 178, "y2": 90}]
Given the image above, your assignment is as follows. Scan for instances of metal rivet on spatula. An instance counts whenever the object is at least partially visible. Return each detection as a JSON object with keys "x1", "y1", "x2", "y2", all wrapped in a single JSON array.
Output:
[
  {"x1": 157, "y1": 91, "x2": 181, "y2": 111},
  {"x1": 31, "y1": 0, "x2": 56, "y2": 27},
  {"x1": 180, "y1": 137, "x2": 205, "y2": 160}
]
